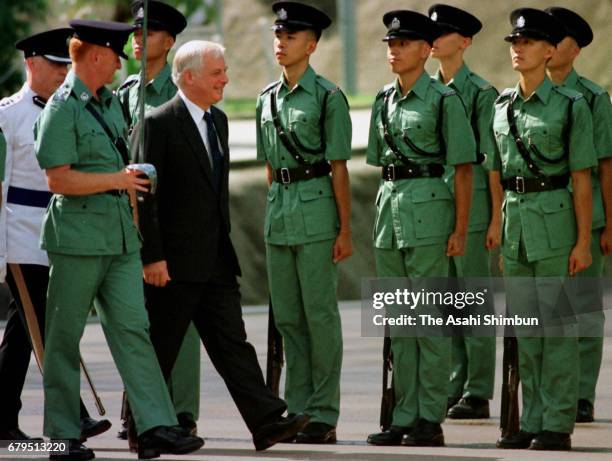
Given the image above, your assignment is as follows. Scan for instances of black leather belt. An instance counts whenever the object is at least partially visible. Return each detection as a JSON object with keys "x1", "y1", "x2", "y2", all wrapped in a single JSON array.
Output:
[
  {"x1": 6, "y1": 186, "x2": 52, "y2": 208},
  {"x1": 501, "y1": 174, "x2": 569, "y2": 194},
  {"x1": 272, "y1": 161, "x2": 331, "y2": 184},
  {"x1": 104, "y1": 190, "x2": 126, "y2": 197},
  {"x1": 381, "y1": 163, "x2": 444, "y2": 181}
]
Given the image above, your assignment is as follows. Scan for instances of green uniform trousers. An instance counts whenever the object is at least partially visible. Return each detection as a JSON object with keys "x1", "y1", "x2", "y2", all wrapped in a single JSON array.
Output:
[
  {"x1": 375, "y1": 242, "x2": 450, "y2": 426},
  {"x1": 43, "y1": 251, "x2": 177, "y2": 438},
  {"x1": 577, "y1": 229, "x2": 605, "y2": 405},
  {"x1": 504, "y1": 245, "x2": 578, "y2": 434},
  {"x1": 266, "y1": 239, "x2": 342, "y2": 426},
  {"x1": 448, "y1": 230, "x2": 496, "y2": 401},
  {"x1": 168, "y1": 323, "x2": 201, "y2": 419}
]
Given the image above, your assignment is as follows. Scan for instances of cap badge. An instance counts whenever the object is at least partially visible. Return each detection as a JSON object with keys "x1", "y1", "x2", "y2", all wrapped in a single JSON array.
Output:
[
  {"x1": 517, "y1": 16, "x2": 526, "y2": 28},
  {"x1": 431, "y1": 11, "x2": 438, "y2": 21},
  {"x1": 136, "y1": 7, "x2": 144, "y2": 19},
  {"x1": 278, "y1": 8, "x2": 288, "y2": 20},
  {"x1": 391, "y1": 17, "x2": 400, "y2": 30}
]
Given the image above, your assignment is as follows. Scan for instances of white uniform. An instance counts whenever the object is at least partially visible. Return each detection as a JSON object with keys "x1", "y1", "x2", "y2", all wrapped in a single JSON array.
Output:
[{"x1": 0, "y1": 84, "x2": 51, "y2": 282}]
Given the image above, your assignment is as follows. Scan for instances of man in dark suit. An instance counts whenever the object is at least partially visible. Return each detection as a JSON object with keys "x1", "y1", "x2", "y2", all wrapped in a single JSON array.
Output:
[{"x1": 132, "y1": 40, "x2": 306, "y2": 451}]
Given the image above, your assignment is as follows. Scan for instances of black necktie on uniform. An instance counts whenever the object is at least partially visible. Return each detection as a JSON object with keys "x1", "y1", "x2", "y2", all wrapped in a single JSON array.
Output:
[{"x1": 203, "y1": 112, "x2": 223, "y2": 192}]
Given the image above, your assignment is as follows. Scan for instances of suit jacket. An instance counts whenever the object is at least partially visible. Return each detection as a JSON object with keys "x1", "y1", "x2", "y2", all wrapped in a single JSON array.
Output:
[{"x1": 132, "y1": 94, "x2": 240, "y2": 282}]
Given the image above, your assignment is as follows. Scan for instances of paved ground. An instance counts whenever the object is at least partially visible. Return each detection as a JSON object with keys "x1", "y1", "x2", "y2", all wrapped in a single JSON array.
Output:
[{"x1": 1, "y1": 300, "x2": 611, "y2": 460}]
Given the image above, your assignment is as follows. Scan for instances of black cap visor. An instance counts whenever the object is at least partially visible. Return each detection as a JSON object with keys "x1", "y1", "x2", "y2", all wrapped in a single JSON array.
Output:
[
  {"x1": 504, "y1": 30, "x2": 557, "y2": 45},
  {"x1": 383, "y1": 31, "x2": 430, "y2": 44}
]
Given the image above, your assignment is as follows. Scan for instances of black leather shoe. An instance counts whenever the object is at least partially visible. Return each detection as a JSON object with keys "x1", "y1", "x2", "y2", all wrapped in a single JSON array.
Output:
[
  {"x1": 496, "y1": 430, "x2": 536, "y2": 449},
  {"x1": 177, "y1": 412, "x2": 198, "y2": 437},
  {"x1": 295, "y1": 422, "x2": 336, "y2": 444},
  {"x1": 529, "y1": 431, "x2": 571, "y2": 451},
  {"x1": 0, "y1": 427, "x2": 43, "y2": 446},
  {"x1": 447, "y1": 396, "x2": 490, "y2": 419},
  {"x1": 253, "y1": 413, "x2": 309, "y2": 451},
  {"x1": 401, "y1": 419, "x2": 444, "y2": 447},
  {"x1": 137, "y1": 425, "x2": 204, "y2": 459},
  {"x1": 49, "y1": 439, "x2": 95, "y2": 461},
  {"x1": 79, "y1": 417, "x2": 111, "y2": 442},
  {"x1": 117, "y1": 419, "x2": 127, "y2": 440},
  {"x1": 367, "y1": 426, "x2": 412, "y2": 446},
  {"x1": 576, "y1": 399, "x2": 594, "y2": 423},
  {"x1": 447, "y1": 396, "x2": 460, "y2": 411}
]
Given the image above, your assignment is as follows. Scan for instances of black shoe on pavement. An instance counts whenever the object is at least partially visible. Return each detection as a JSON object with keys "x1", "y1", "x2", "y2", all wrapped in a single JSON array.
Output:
[
  {"x1": 49, "y1": 439, "x2": 95, "y2": 461},
  {"x1": 529, "y1": 431, "x2": 571, "y2": 451},
  {"x1": 401, "y1": 419, "x2": 444, "y2": 447},
  {"x1": 79, "y1": 417, "x2": 111, "y2": 442},
  {"x1": 496, "y1": 430, "x2": 536, "y2": 449},
  {"x1": 367, "y1": 426, "x2": 412, "y2": 446},
  {"x1": 447, "y1": 396, "x2": 460, "y2": 411},
  {"x1": 0, "y1": 427, "x2": 43, "y2": 446},
  {"x1": 176, "y1": 412, "x2": 198, "y2": 437},
  {"x1": 576, "y1": 399, "x2": 594, "y2": 423},
  {"x1": 447, "y1": 396, "x2": 490, "y2": 419},
  {"x1": 295, "y1": 422, "x2": 336, "y2": 444},
  {"x1": 137, "y1": 425, "x2": 204, "y2": 459},
  {"x1": 253, "y1": 413, "x2": 309, "y2": 451}
]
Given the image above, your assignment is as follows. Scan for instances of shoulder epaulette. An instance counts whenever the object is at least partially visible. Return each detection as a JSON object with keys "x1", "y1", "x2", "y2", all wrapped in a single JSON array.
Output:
[
  {"x1": 430, "y1": 78, "x2": 455, "y2": 97},
  {"x1": 52, "y1": 83, "x2": 72, "y2": 102},
  {"x1": 260, "y1": 81, "x2": 280, "y2": 96},
  {"x1": 376, "y1": 83, "x2": 394, "y2": 100},
  {"x1": 0, "y1": 96, "x2": 17, "y2": 108},
  {"x1": 577, "y1": 75, "x2": 606, "y2": 97},
  {"x1": 495, "y1": 88, "x2": 514, "y2": 103},
  {"x1": 118, "y1": 74, "x2": 139, "y2": 92},
  {"x1": 467, "y1": 72, "x2": 494, "y2": 92},
  {"x1": 553, "y1": 85, "x2": 583, "y2": 101}
]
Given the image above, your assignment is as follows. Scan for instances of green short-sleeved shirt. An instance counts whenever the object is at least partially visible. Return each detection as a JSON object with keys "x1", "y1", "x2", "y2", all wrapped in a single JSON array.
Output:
[
  {"x1": 117, "y1": 63, "x2": 177, "y2": 131},
  {"x1": 433, "y1": 63, "x2": 498, "y2": 232},
  {"x1": 559, "y1": 69, "x2": 612, "y2": 230},
  {"x1": 0, "y1": 130, "x2": 6, "y2": 181},
  {"x1": 366, "y1": 71, "x2": 476, "y2": 249},
  {"x1": 490, "y1": 76, "x2": 597, "y2": 262},
  {"x1": 34, "y1": 70, "x2": 140, "y2": 256},
  {"x1": 256, "y1": 65, "x2": 352, "y2": 246}
]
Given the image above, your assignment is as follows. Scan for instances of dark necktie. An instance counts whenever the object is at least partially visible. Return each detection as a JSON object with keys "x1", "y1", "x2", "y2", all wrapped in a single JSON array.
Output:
[{"x1": 203, "y1": 112, "x2": 223, "y2": 192}]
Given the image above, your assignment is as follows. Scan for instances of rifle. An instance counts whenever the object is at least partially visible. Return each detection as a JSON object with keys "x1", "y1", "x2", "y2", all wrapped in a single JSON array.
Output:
[
  {"x1": 265, "y1": 297, "x2": 284, "y2": 396},
  {"x1": 379, "y1": 329, "x2": 395, "y2": 431},
  {"x1": 500, "y1": 329, "x2": 520, "y2": 438}
]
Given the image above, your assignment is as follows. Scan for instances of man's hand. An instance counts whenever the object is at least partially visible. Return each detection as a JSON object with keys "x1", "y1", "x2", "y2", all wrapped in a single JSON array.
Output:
[
  {"x1": 568, "y1": 243, "x2": 592, "y2": 276},
  {"x1": 446, "y1": 231, "x2": 467, "y2": 257},
  {"x1": 601, "y1": 226, "x2": 612, "y2": 256},
  {"x1": 143, "y1": 260, "x2": 171, "y2": 287},
  {"x1": 118, "y1": 168, "x2": 150, "y2": 193},
  {"x1": 333, "y1": 232, "x2": 353, "y2": 264},
  {"x1": 486, "y1": 219, "x2": 502, "y2": 250}
]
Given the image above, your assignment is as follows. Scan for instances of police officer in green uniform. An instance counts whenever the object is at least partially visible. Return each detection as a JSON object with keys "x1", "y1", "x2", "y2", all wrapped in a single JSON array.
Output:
[
  {"x1": 428, "y1": 3, "x2": 497, "y2": 420},
  {"x1": 545, "y1": 7, "x2": 611, "y2": 424},
  {"x1": 365, "y1": 10, "x2": 475, "y2": 447},
  {"x1": 34, "y1": 20, "x2": 203, "y2": 460},
  {"x1": 116, "y1": 0, "x2": 201, "y2": 438},
  {"x1": 489, "y1": 9, "x2": 596, "y2": 451},
  {"x1": 256, "y1": 1, "x2": 352, "y2": 444}
]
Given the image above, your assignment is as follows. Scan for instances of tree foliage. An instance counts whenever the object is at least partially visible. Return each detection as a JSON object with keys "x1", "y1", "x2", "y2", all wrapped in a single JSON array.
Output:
[{"x1": 0, "y1": 0, "x2": 48, "y2": 97}]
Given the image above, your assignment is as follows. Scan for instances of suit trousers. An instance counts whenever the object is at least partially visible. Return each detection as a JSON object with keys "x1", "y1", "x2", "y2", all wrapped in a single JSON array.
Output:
[
  {"x1": 145, "y1": 236, "x2": 286, "y2": 434},
  {"x1": 0, "y1": 264, "x2": 90, "y2": 430},
  {"x1": 43, "y1": 252, "x2": 176, "y2": 438}
]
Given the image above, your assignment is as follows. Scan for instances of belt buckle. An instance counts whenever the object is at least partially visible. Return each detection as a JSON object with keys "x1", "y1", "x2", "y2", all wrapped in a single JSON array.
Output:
[
  {"x1": 280, "y1": 167, "x2": 291, "y2": 184},
  {"x1": 515, "y1": 176, "x2": 525, "y2": 194},
  {"x1": 387, "y1": 164, "x2": 396, "y2": 181}
]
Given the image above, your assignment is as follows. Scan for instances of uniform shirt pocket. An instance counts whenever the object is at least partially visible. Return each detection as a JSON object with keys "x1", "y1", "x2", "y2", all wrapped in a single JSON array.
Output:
[
  {"x1": 411, "y1": 183, "x2": 454, "y2": 239},
  {"x1": 289, "y1": 108, "x2": 322, "y2": 152},
  {"x1": 540, "y1": 192, "x2": 576, "y2": 249},
  {"x1": 298, "y1": 181, "x2": 338, "y2": 236}
]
